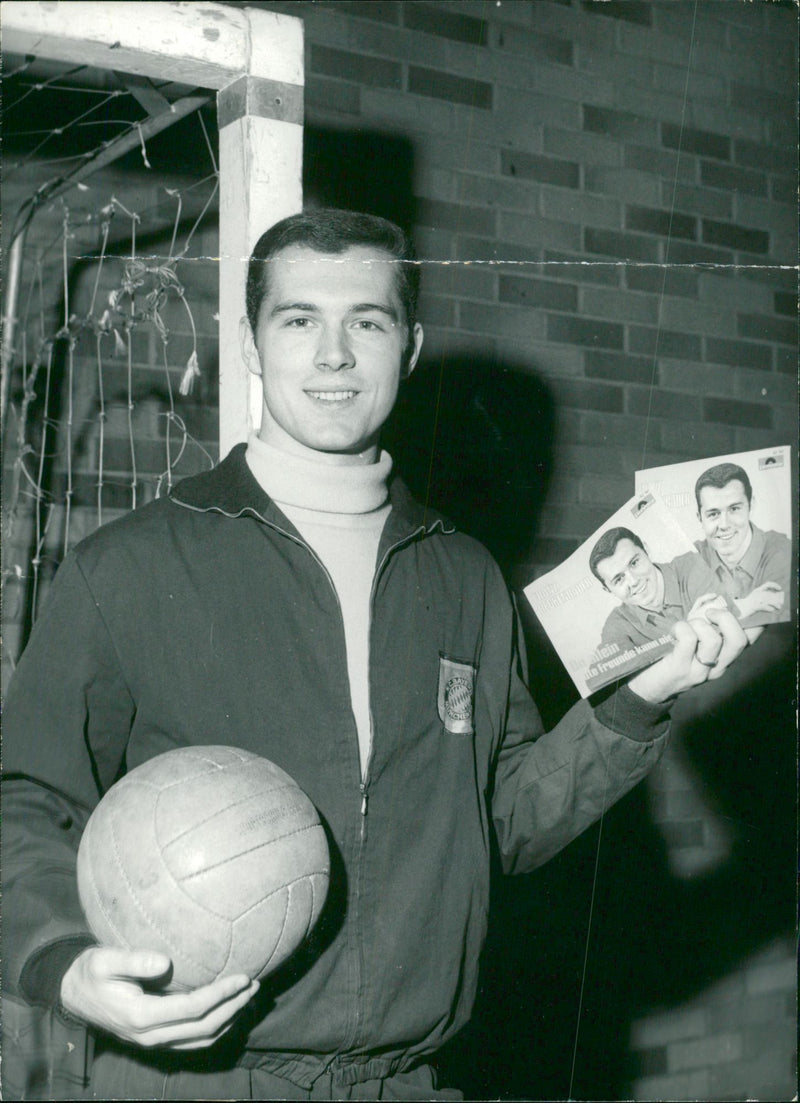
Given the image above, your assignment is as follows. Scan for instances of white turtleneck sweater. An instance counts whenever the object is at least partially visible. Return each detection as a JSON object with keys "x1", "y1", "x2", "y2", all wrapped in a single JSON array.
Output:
[{"x1": 246, "y1": 435, "x2": 392, "y2": 778}]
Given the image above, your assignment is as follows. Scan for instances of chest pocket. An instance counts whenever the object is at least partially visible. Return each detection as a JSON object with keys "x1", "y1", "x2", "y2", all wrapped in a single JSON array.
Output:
[{"x1": 437, "y1": 654, "x2": 477, "y2": 735}]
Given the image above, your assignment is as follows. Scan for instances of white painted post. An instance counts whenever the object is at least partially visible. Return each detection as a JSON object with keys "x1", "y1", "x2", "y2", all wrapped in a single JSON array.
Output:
[{"x1": 217, "y1": 10, "x2": 304, "y2": 456}]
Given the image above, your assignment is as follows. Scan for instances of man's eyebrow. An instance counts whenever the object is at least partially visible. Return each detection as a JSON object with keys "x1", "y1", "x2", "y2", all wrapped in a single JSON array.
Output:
[
  {"x1": 350, "y1": 302, "x2": 399, "y2": 320},
  {"x1": 270, "y1": 301, "x2": 320, "y2": 315}
]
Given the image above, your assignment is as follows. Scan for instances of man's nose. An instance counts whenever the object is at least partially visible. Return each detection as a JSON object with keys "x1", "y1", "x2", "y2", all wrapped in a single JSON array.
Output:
[{"x1": 315, "y1": 324, "x2": 355, "y2": 371}]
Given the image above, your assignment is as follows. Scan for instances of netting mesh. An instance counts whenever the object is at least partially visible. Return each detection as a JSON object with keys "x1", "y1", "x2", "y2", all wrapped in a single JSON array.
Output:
[{"x1": 2, "y1": 58, "x2": 221, "y2": 682}]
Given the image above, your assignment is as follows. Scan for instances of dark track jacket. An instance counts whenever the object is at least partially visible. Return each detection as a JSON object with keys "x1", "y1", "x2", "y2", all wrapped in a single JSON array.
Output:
[{"x1": 2, "y1": 444, "x2": 670, "y2": 1091}]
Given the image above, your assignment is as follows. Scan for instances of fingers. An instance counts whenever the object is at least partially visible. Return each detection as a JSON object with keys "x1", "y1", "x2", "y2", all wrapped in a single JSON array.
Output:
[
  {"x1": 167, "y1": 979, "x2": 260, "y2": 1050},
  {"x1": 119, "y1": 974, "x2": 258, "y2": 1050},
  {"x1": 628, "y1": 620, "x2": 711, "y2": 703},
  {"x1": 629, "y1": 613, "x2": 750, "y2": 704},
  {"x1": 148, "y1": 973, "x2": 255, "y2": 1030},
  {"x1": 686, "y1": 616, "x2": 724, "y2": 669},
  {"x1": 704, "y1": 607, "x2": 747, "y2": 679},
  {"x1": 137, "y1": 978, "x2": 259, "y2": 1050},
  {"x1": 672, "y1": 618, "x2": 720, "y2": 688},
  {"x1": 672, "y1": 618, "x2": 710, "y2": 663}
]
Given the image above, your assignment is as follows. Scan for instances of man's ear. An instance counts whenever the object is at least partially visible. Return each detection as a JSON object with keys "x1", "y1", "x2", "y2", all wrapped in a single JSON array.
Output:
[
  {"x1": 403, "y1": 323, "x2": 424, "y2": 379},
  {"x1": 240, "y1": 317, "x2": 261, "y2": 376}
]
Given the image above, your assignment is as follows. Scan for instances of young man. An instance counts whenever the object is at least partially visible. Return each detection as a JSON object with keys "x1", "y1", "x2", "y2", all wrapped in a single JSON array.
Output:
[
  {"x1": 590, "y1": 527, "x2": 726, "y2": 654},
  {"x1": 694, "y1": 462, "x2": 791, "y2": 627},
  {"x1": 2, "y1": 210, "x2": 748, "y2": 1101}
]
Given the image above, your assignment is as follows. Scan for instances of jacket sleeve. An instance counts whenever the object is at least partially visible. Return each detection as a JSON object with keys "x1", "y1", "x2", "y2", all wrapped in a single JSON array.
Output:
[
  {"x1": 1, "y1": 552, "x2": 135, "y2": 1004},
  {"x1": 490, "y1": 598, "x2": 671, "y2": 876}
]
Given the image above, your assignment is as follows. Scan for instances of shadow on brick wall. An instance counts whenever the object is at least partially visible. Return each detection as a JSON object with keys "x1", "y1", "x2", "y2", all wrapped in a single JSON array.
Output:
[
  {"x1": 388, "y1": 356, "x2": 797, "y2": 1103},
  {"x1": 384, "y1": 355, "x2": 556, "y2": 579}
]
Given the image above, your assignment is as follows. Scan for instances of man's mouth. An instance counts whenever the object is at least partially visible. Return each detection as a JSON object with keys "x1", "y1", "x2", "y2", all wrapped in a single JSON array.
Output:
[{"x1": 306, "y1": 390, "x2": 358, "y2": 403}]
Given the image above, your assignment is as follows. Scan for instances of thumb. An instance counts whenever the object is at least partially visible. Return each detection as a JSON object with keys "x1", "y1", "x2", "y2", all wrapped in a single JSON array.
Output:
[
  {"x1": 98, "y1": 947, "x2": 173, "y2": 983},
  {"x1": 131, "y1": 951, "x2": 173, "y2": 979},
  {"x1": 670, "y1": 618, "x2": 700, "y2": 663}
]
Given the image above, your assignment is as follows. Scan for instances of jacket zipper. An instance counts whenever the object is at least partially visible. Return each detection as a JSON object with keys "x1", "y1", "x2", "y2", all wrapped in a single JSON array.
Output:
[
  {"x1": 265, "y1": 519, "x2": 372, "y2": 1057},
  {"x1": 286, "y1": 519, "x2": 426, "y2": 1054},
  {"x1": 344, "y1": 525, "x2": 428, "y2": 1053},
  {"x1": 173, "y1": 496, "x2": 435, "y2": 1055},
  {"x1": 254, "y1": 510, "x2": 427, "y2": 810},
  {"x1": 359, "y1": 782, "x2": 368, "y2": 841},
  {"x1": 359, "y1": 527, "x2": 427, "y2": 811}
]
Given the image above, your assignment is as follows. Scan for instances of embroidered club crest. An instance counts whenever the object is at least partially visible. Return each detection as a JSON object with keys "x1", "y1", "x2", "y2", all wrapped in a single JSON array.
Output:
[{"x1": 437, "y1": 655, "x2": 476, "y2": 735}]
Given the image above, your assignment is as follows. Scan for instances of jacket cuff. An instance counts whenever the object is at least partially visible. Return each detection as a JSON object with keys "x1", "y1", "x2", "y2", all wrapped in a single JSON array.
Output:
[
  {"x1": 20, "y1": 936, "x2": 96, "y2": 1010},
  {"x1": 592, "y1": 683, "x2": 671, "y2": 742}
]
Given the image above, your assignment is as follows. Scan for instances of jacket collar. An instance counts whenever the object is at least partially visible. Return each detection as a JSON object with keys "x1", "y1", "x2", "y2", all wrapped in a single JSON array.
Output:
[{"x1": 169, "y1": 443, "x2": 455, "y2": 544}]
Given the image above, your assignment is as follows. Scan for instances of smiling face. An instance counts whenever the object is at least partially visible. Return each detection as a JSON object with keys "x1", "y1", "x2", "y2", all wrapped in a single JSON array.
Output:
[
  {"x1": 242, "y1": 244, "x2": 423, "y2": 465},
  {"x1": 595, "y1": 538, "x2": 664, "y2": 611},
  {"x1": 697, "y1": 480, "x2": 752, "y2": 564}
]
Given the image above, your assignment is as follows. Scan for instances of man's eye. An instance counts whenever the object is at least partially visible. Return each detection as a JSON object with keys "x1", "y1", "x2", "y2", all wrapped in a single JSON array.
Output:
[
  {"x1": 286, "y1": 317, "x2": 311, "y2": 328},
  {"x1": 353, "y1": 319, "x2": 381, "y2": 331}
]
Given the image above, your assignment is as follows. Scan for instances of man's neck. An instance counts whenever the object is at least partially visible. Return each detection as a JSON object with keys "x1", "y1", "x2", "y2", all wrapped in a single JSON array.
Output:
[{"x1": 246, "y1": 434, "x2": 392, "y2": 515}]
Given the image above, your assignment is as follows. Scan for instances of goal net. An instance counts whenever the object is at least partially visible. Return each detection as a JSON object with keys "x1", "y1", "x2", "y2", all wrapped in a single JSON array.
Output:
[{"x1": 1, "y1": 1, "x2": 303, "y2": 693}]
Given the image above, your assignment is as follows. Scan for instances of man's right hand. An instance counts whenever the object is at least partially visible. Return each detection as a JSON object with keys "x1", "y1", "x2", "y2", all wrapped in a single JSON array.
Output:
[{"x1": 60, "y1": 946, "x2": 259, "y2": 1050}]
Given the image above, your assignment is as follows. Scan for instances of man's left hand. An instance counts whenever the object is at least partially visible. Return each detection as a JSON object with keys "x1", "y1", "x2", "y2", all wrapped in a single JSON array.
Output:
[{"x1": 627, "y1": 608, "x2": 748, "y2": 704}]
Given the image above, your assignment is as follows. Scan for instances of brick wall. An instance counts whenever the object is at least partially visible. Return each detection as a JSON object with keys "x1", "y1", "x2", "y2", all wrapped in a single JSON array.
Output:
[
  {"x1": 242, "y1": 3, "x2": 799, "y2": 1100},
  {"x1": 2, "y1": 2, "x2": 796, "y2": 1099},
  {"x1": 238, "y1": 0, "x2": 798, "y2": 565}
]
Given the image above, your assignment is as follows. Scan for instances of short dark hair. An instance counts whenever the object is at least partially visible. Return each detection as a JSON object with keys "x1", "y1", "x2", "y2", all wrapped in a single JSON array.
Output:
[
  {"x1": 589, "y1": 526, "x2": 645, "y2": 584},
  {"x1": 694, "y1": 462, "x2": 753, "y2": 512},
  {"x1": 245, "y1": 209, "x2": 420, "y2": 354}
]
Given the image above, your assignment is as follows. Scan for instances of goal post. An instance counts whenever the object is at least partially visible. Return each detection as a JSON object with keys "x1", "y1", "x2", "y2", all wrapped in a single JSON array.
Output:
[{"x1": 1, "y1": 0, "x2": 304, "y2": 455}]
